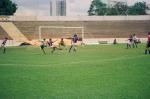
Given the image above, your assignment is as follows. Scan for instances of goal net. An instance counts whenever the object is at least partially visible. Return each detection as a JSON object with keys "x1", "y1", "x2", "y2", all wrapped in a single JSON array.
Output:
[{"x1": 38, "y1": 26, "x2": 84, "y2": 44}]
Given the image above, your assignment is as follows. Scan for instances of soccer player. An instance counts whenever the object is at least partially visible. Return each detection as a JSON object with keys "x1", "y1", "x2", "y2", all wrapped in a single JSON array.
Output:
[
  {"x1": 59, "y1": 38, "x2": 66, "y2": 50},
  {"x1": 47, "y1": 38, "x2": 57, "y2": 53},
  {"x1": 69, "y1": 34, "x2": 78, "y2": 52},
  {"x1": 126, "y1": 35, "x2": 133, "y2": 49},
  {"x1": 113, "y1": 38, "x2": 117, "y2": 45},
  {"x1": 40, "y1": 38, "x2": 47, "y2": 54},
  {"x1": 145, "y1": 32, "x2": 150, "y2": 54},
  {"x1": 0, "y1": 37, "x2": 8, "y2": 54},
  {"x1": 132, "y1": 34, "x2": 138, "y2": 48}
]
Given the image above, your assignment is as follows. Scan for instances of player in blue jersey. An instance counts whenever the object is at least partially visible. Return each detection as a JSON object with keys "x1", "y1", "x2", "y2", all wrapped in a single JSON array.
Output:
[
  {"x1": 69, "y1": 34, "x2": 78, "y2": 52},
  {"x1": 47, "y1": 38, "x2": 58, "y2": 53},
  {"x1": 126, "y1": 35, "x2": 133, "y2": 49}
]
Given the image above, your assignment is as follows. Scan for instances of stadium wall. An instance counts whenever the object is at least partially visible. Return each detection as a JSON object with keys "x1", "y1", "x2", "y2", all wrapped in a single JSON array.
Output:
[
  {"x1": 0, "y1": 16, "x2": 150, "y2": 45},
  {"x1": 6, "y1": 15, "x2": 150, "y2": 21}
]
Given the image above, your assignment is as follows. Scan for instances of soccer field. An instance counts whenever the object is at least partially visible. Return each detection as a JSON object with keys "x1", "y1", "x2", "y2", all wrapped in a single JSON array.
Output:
[{"x1": 0, "y1": 44, "x2": 150, "y2": 99}]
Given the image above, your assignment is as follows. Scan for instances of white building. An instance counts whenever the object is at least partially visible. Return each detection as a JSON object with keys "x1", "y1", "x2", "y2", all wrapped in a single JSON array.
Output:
[{"x1": 50, "y1": 0, "x2": 66, "y2": 16}]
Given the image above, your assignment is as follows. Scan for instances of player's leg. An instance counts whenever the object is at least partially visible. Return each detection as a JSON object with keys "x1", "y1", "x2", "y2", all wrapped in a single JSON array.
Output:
[
  {"x1": 51, "y1": 47, "x2": 57, "y2": 53},
  {"x1": 69, "y1": 45, "x2": 73, "y2": 52},
  {"x1": 132, "y1": 42, "x2": 135, "y2": 48},
  {"x1": 58, "y1": 43, "x2": 65, "y2": 50},
  {"x1": 73, "y1": 44, "x2": 77, "y2": 52},
  {"x1": 126, "y1": 43, "x2": 128, "y2": 49},
  {"x1": 42, "y1": 49, "x2": 46, "y2": 54},
  {"x1": 129, "y1": 43, "x2": 131, "y2": 48},
  {"x1": 41, "y1": 45, "x2": 46, "y2": 55},
  {"x1": 0, "y1": 45, "x2": 4, "y2": 53},
  {"x1": 127, "y1": 43, "x2": 131, "y2": 49},
  {"x1": 0, "y1": 45, "x2": 2, "y2": 51},
  {"x1": 145, "y1": 43, "x2": 149, "y2": 54},
  {"x1": 148, "y1": 43, "x2": 150, "y2": 54},
  {"x1": 148, "y1": 48, "x2": 150, "y2": 54},
  {"x1": 69, "y1": 46, "x2": 72, "y2": 52},
  {"x1": 62, "y1": 43, "x2": 67, "y2": 50},
  {"x1": 134, "y1": 40, "x2": 138, "y2": 48},
  {"x1": 3, "y1": 47, "x2": 6, "y2": 54},
  {"x1": 62, "y1": 43, "x2": 66, "y2": 50}
]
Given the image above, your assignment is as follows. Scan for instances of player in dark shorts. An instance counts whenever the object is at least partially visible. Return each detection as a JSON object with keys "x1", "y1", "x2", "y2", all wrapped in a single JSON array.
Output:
[
  {"x1": 59, "y1": 38, "x2": 66, "y2": 50},
  {"x1": 47, "y1": 38, "x2": 57, "y2": 53},
  {"x1": 0, "y1": 37, "x2": 8, "y2": 54},
  {"x1": 145, "y1": 32, "x2": 150, "y2": 54},
  {"x1": 69, "y1": 34, "x2": 78, "y2": 52},
  {"x1": 40, "y1": 38, "x2": 46, "y2": 54},
  {"x1": 59, "y1": 38, "x2": 65, "y2": 47},
  {"x1": 126, "y1": 35, "x2": 133, "y2": 49}
]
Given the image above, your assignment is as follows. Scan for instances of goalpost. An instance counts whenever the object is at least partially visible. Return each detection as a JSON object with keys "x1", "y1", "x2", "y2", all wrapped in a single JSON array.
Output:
[{"x1": 38, "y1": 26, "x2": 85, "y2": 43}]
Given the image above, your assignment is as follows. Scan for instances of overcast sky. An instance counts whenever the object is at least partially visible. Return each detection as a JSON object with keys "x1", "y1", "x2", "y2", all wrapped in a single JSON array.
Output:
[{"x1": 12, "y1": 0, "x2": 150, "y2": 16}]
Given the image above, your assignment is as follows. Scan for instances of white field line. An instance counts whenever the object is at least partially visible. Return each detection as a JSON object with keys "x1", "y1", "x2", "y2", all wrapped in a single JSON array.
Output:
[{"x1": 0, "y1": 55, "x2": 146, "y2": 67}]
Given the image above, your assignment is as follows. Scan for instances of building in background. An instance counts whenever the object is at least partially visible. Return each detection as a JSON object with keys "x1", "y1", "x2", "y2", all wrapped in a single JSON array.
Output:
[{"x1": 50, "y1": 0, "x2": 66, "y2": 16}]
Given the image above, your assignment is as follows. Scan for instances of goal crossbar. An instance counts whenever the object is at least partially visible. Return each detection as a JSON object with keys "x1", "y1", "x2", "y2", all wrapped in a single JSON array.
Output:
[{"x1": 39, "y1": 26, "x2": 84, "y2": 42}]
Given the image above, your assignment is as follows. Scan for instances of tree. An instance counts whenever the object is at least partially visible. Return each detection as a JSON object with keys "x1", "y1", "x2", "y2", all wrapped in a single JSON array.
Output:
[
  {"x1": 0, "y1": 0, "x2": 17, "y2": 15},
  {"x1": 88, "y1": 0, "x2": 107, "y2": 16},
  {"x1": 106, "y1": 2, "x2": 128, "y2": 15},
  {"x1": 128, "y1": 2, "x2": 148, "y2": 15},
  {"x1": 88, "y1": 0, "x2": 148, "y2": 16},
  {"x1": 113, "y1": 2, "x2": 128, "y2": 15}
]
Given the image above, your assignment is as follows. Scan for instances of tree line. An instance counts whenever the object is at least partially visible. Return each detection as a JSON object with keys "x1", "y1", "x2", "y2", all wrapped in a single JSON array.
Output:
[{"x1": 88, "y1": 0, "x2": 149, "y2": 16}]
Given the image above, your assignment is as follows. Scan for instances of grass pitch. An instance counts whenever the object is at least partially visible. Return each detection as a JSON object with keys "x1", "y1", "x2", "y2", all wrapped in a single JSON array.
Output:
[{"x1": 0, "y1": 44, "x2": 150, "y2": 99}]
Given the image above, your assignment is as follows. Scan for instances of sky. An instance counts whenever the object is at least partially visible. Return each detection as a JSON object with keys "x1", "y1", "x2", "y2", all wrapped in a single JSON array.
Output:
[{"x1": 12, "y1": 0, "x2": 150, "y2": 16}]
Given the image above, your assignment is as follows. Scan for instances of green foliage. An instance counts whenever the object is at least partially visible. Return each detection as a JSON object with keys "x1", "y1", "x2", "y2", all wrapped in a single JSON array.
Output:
[
  {"x1": 128, "y1": 2, "x2": 148, "y2": 15},
  {"x1": 88, "y1": 0, "x2": 107, "y2": 16},
  {"x1": 0, "y1": 0, "x2": 17, "y2": 15},
  {"x1": 88, "y1": 0, "x2": 148, "y2": 16}
]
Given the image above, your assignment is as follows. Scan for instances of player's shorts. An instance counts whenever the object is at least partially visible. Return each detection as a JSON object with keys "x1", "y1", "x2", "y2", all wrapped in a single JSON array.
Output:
[
  {"x1": 40, "y1": 45, "x2": 45, "y2": 49},
  {"x1": 127, "y1": 41, "x2": 132, "y2": 45},
  {"x1": 59, "y1": 42, "x2": 65, "y2": 46},
  {"x1": 1, "y1": 44, "x2": 6, "y2": 48},
  {"x1": 133, "y1": 40, "x2": 137, "y2": 43}
]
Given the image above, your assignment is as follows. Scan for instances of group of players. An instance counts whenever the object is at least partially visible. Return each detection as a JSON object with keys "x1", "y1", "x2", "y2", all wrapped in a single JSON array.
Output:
[
  {"x1": 40, "y1": 34, "x2": 79, "y2": 54},
  {"x1": 126, "y1": 34, "x2": 139, "y2": 49},
  {"x1": 1, "y1": 32, "x2": 150, "y2": 54}
]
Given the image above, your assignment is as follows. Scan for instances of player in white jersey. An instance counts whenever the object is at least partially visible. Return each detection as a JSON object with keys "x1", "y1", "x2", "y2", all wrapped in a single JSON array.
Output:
[
  {"x1": 0, "y1": 37, "x2": 8, "y2": 54},
  {"x1": 132, "y1": 34, "x2": 138, "y2": 48}
]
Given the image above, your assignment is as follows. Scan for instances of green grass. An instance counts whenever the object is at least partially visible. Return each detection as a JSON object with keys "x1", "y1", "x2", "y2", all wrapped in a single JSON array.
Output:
[{"x1": 0, "y1": 44, "x2": 150, "y2": 99}]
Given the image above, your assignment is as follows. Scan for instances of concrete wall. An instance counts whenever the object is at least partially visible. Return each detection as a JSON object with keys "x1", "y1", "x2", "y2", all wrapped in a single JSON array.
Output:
[
  {"x1": 13, "y1": 20, "x2": 150, "y2": 40},
  {"x1": 6, "y1": 15, "x2": 150, "y2": 21}
]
